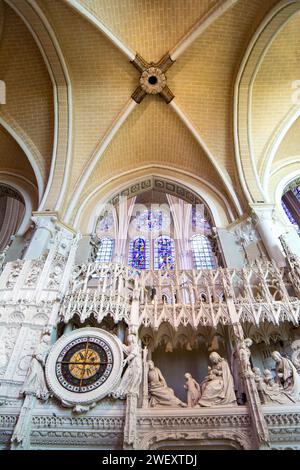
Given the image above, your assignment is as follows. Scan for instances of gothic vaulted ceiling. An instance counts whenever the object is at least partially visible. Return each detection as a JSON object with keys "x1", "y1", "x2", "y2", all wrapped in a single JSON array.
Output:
[{"x1": 0, "y1": 0, "x2": 299, "y2": 225}]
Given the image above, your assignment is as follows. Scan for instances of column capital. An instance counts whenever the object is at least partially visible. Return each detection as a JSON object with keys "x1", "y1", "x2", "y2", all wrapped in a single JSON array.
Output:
[
  {"x1": 31, "y1": 211, "x2": 77, "y2": 236},
  {"x1": 249, "y1": 203, "x2": 276, "y2": 223}
]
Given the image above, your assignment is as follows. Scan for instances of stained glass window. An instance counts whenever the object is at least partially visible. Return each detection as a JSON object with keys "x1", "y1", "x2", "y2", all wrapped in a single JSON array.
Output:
[
  {"x1": 96, "y1": 212, "x2": 114, "y2": 236},
  {"x1": 191, "y1": 234, "x2": 216, "y2": 269},
  {"x1": 128, "y1": 237, "x2": 150, "y2": 269},
  {"x1": 135, "y1": 210, "x2": 164, "y2": 232},
  {"x1": 96, "y1": 237, "x2": 114, "y2": 263},
  {"x1": 292, "y1": 186, "x2": 300, "y2": 202},
  {"x1": 154, "y1": 236, "x2": 175, "y2": 270},
  {"x1": 281, "y1": 200, "x2": 300, "y2": 232},
  {"x1": 192, "y1": 206, "x2": 211, "y2": 232}
]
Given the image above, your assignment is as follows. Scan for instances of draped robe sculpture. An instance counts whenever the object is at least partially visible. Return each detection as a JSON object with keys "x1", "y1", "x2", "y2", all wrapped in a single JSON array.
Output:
[
  {"x1": 148, "y1": 360, "x2": 187, "y2": 407},
  {"x1": 21, "y1": 330, "x2": 51, "y2": 400},
  {"x1": 113, "y1": 334, "x2": 142, "y2": 398},
  {"x1": 272, "y1": 351, "x2": 300, "y2": 402},
  {"x1": 253, "y1": 367, "x2": 296, "y2": 404},
  {"x1": 198, "y1": 352, "x2": 237, "y2": 407}
]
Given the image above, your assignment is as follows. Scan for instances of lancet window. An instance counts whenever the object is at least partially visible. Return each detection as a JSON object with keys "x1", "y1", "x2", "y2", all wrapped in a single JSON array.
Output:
[
  {"x1": 96, "y1": 237, "x2": 114, "y2": 263},
  {"x1": 191, "y1": 234, "x2": 216, "y2": 269},
  {"x1": 128, "y1": 237, "x2": 150, "y2": 269},
  {"x1": 154, "y1": 236, "x2": 175, "y2": 270}
]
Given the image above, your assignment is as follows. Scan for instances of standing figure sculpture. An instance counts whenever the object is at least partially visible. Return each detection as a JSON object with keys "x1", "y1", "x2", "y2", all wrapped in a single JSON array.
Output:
[
  {"x1": 271, "y1": 351, "x2": 300, "y2": 402},
  {"x1": 238, "y1": 338, "x2": 253, "y2": 375},
  {"x1": 11, "y1": 329, "x2": 52, "y2": 449},
  {"x1": 198, "y1": 352, "x2": 237, "y2": 407},
  {"x1": 148, "y1": 360, "x2": 187, "y2": 408},
  {"x1": 184, "y1": 373, "x2": 200, "y2": 407},
  {"x1": 252, "y1": 367, "x2": 265, "y2": 403},
  {"x1": 113, "y1": 333, "x2": 142, "y2": 398},
  {"x1": 21, "y1": 329, "x2": 51, "y2": 400}
]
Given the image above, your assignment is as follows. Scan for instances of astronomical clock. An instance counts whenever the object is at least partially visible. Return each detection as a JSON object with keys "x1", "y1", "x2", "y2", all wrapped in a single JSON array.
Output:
[{"x1": 45, "y1": 328, "x2": 123, "y2": 407}]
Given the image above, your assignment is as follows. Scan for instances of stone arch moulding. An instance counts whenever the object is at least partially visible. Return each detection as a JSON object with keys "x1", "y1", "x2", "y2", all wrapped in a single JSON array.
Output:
[
  {"x1": 0, "y1": 171, "x2": 38, "y2": 236},
  {"x1": 273, "y1": 163, "x2": 300, "y2": 225},
  {"x1": 5, "y1": 0, "x2": 73, "y2": 213},
  {"x1": 0, "y1": 117, "x2": 43, "y2": 201},
  {"x1": 73, "y1": 167, "x2": 235, "y2": 234},
  {"x1": 262, "y1": 109, "x2": 300, "y2": 198},
  {"x1": 234, "y1": 0, "x2": 300, "y2": 204}
]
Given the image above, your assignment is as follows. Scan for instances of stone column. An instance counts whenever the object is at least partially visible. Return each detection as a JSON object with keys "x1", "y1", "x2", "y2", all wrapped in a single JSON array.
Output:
[
  {"x1": 23, "y1": 213, "x2": 57, "y2": 260},
  {"x1": 11, "y1": 395, "x2": 36, "y2": 450},
  {"x1": 123, "y1": 393, "x2": 138, "y2": 449},
  {"x1": 141, "y1": 347, "x2": 149, "y2": 408},
  {"x1": 250, "y1": 204, "x2": 286, "y2": 267},
  {"x1": 129, "y1": 285, "x2": 140, "y2": 334},
  {"x1": 231, "y1": 321, "x2": 270, "y2": 449},
  {"x1": 226, "y1": 295, "x2": 270, "y2": 449}
]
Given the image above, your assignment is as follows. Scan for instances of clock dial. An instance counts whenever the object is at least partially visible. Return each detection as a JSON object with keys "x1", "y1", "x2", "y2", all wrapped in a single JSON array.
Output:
[{"x1": 55, "y1": 336, "x2": 114, "y2": 393}]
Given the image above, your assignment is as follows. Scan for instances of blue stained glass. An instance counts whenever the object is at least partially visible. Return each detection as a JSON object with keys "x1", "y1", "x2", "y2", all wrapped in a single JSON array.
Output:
[
  {"x1": 292, "y1": 186, "x2": 300, "y2": 202},
  {"x1": 154, "y1": 236, "x2": 175, "y2": 270},
  {"x1": 192, "y1": 207, "x2": 211, "y2": 232},
  {"x1": 96, "y1": 212, "x2": 114, "y2": 235},
  {"x1": 136, "y1": 210, "x2": 163, "y2": 232},
  {"x1": 128, "y1": 237, "x2": 149, "y2": 269},
  {"x1": 191, "y1": 234, "x2": 216, "y2": 269},
  {"x1": 281, "y1": 200, "x2": 300, "y2": 232}
]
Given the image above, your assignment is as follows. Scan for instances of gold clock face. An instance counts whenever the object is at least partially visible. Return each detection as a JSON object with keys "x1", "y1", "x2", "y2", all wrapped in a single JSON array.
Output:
[
  {"x1": 56, "y1": 336, "x2": 113, "y2": 393},
  {"x1": 68, "y1": 348, "x2": 101, "y2": 380}
]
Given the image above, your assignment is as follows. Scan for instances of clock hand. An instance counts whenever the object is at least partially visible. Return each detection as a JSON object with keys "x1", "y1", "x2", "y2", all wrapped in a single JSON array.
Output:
[{"x1": 79, "y1": 341, "x2": 90, "y2": 389}]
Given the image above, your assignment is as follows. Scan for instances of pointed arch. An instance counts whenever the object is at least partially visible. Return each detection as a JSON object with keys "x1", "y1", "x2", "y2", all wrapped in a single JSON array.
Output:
[
  {"x1": 6, "y1": 0, "x2": 73, "y2": 212},
  {"x1": 234, "y1": 0, "x2": 300, "y2": 203}
]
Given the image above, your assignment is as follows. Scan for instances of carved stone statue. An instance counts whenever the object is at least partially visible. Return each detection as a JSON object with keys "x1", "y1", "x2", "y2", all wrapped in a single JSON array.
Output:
[
  {"x1": 184, "y1": 373, "x2": 200, "y2": 407},
  {"x1": 261, "y1": 369, "x2": 296, "y2": 404},
  {"x1": 21, "y1": 329, "x2": 52, "y2": 400},
  {"x1": 252, "y1": 367, "x2": 264, "y2": 402},
  {"x1": 291, "y1": 339, "x2": 300, "y2": 373},
  {"x1": 272, "y1": 351, "x2": 300, "y2": 402},
  {"x1": 238, "y1": 338, "x2": 253, "y2": 376},
  {"x1": 198, "y1": 352, "x2": 237, "y2": 407},
  {"x1": 113, "y1": 333, "x2": 142, "y2": 398},
  {"x1": 148, "y1": 360, "x2": 187, "y2": 408}
]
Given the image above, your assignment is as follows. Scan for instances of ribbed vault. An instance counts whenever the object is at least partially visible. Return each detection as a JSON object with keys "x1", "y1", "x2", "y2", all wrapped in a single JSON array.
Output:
[
  {"x1": 0, "y1": 0, "x2": 299, "y2": 228},
  {"x1": 0, "y1": 2, "x2": 53, "y2": 189}
]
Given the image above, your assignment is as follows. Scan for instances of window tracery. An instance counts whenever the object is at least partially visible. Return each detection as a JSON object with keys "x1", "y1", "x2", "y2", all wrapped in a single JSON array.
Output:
[
  {"x1": 128, "y1": 237, "x2": 150, "y2": 269},
  {"x1": 96, "y1": 237, "x2": 114, "y2": 263},
  {"x1": 135, "y1": 209, "x2": 165, "y2": 232},
  {"x1": 191, "y1": 234, "x2": 216, "y2": 269},
  {"x1": 191, "y1": 206, "x2": 211, "y2": 232},
  {"x1": 96, "y1": 212, "x2": 114, "y2": 236},
  {"x1": 154, "y1": 236, "x2": 175, "y2": 270}
]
